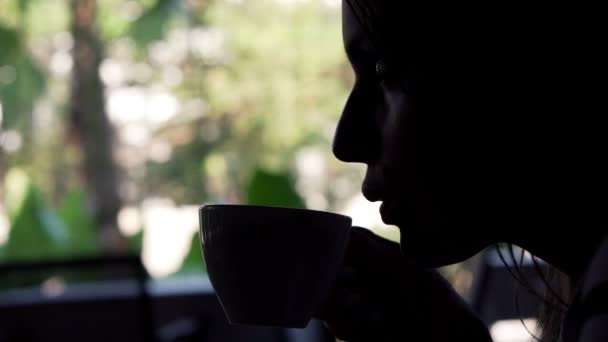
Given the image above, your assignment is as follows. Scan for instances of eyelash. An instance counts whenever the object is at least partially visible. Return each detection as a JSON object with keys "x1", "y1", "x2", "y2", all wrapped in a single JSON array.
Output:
[
  {"x1": 375, "y1": 60, "x2": 391, "y2": 87},
  {"x1": 353, "y1": 57, "x2": 390, "y2": 86},
  {"x1": 375, "y1": 60, "x2": 387, "y2": 79}
]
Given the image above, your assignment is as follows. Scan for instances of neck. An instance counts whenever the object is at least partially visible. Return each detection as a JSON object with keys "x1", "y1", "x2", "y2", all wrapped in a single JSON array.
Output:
[{"x1": 507, "y1": 233, "x2": 602, "y2": 282}]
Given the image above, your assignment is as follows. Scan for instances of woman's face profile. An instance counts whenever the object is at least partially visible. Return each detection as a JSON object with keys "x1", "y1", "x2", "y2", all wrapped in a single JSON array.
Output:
[{"x1": 334, "y1": 1, "x2": 498, "y2": 266}]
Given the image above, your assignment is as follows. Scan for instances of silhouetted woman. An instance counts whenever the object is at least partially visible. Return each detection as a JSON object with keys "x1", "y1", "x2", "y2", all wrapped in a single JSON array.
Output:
[{"x1": 316, "y1": 1, "x2": 606, "y2": 341}]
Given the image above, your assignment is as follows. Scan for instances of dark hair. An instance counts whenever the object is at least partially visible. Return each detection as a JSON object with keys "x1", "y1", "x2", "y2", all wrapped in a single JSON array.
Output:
[
  {"x1": 496, "y1": 244, "x2": 572, "y2": 341},
  {"x1": 537, "y1": 269, "x2": 572, "y2": 342},
  {"x1": 343, "y1": 0, "x2": 409, "y2": 63}
]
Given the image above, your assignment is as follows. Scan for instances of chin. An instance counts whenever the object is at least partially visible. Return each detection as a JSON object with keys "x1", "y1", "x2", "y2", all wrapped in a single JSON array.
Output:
[{"x1": 397, "y1": 228, "x2": 490, "y2": 268}]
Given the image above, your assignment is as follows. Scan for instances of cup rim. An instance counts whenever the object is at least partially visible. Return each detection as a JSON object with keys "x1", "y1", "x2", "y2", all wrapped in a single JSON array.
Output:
[{"x1": 199, "y1": 204, "x2": 352, "y2": 221}]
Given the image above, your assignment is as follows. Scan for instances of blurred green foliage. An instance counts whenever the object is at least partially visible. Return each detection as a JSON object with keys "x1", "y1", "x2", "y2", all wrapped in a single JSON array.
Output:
[
  {"x1": 0, "y1": 0, "x2": 358, "y2": 278},
  {"x1": 247, "y1": 167, "x2": 305, "y2": 209},
  {"x1": 128, "y1": 0, "x2": 177, "y2": 48},
  {"x1": 177, "y1": 232, "x2": 205, "y2": 276},
  {"x1": 57, "y1": 190, "x2": 100, "y2": 254},
  {"x1": 0, "y1": 25, "x2": 46, "y2": 131},
  {"x1": 1, "y1": 168, "x2": 99, "y2": 260}
]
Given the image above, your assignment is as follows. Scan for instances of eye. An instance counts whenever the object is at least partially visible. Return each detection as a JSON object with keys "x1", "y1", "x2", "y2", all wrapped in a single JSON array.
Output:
[
  {"x1": 375, "y1": 60, "x2": 390, "y2": 85},
  {"x1": 375, "y1": 60, "x2": 388, "y2": 79}
]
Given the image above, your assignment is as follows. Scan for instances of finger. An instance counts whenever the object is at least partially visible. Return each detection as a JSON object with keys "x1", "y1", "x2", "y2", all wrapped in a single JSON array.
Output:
[
  {"x1": 314, "y1": 266, "x2": 361, "y2": 320},
  {"x1": 316, "y1": 287, "x2": 367, "y2": 320},
  {"x1": 343, "y1": 227, "x2": 404, "y2": 272},
  {"x1": 320, "y1": 290, "x2": 375, "y2": 341}
]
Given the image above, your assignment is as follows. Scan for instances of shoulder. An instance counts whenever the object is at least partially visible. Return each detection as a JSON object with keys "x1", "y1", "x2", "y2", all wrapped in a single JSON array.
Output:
[
  {"x1": 563, "y1": 235, "x2": 608, "y2": 342},
  {"x1": 581, "y1": 235, "x2": 608, "y2": 299}
]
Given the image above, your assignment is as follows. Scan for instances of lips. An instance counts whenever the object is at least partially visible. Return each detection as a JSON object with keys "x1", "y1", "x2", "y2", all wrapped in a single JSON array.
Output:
[
  {"x1": 362, "y1": 179, "x2": 397, "y2": 224},
  {"x1": 361, "y1": 168, "x2": 402, "y2": 224},
  {"x1": 361, "y1": 182, "x2": 384, "y2": 202},
  {"x1": 379, "y1": 201, "x2": 398, "y2": 225},
  {"x1": 362, "y1": 183, "x2": 395, "y2": 224}
]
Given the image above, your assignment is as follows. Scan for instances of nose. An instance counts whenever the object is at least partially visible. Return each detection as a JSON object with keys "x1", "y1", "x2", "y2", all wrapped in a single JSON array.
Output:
[{"x1": 332, "y1": 82, "x2": 381, "y2": 164}]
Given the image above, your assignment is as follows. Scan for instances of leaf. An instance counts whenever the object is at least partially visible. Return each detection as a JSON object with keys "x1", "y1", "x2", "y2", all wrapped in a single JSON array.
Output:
[
  {"x1": 0, "y1": 46, "x2": 46, "y2": 129},
  {"x1": 3, "y1": 176, "x2": 65, "y2": 260},
  {"x1": 3, "y1": 168, "x2": 30, "y2": 220},
  {"x1": 17, "y1": 0, "x2": 32, "y2": 14},
  {"x1": 2, "y1": 170, "x2": 99, "y2": 261},
  {"x1": 0, "y1": 25, "x2": 19, "y2": 64},
  {"x1": 57, "y1": 190, "x2": 100, "y2": 256},
  {"x1": 246, "y1": 167, "x2": 305, "y2": 208},
  {"x1": 128, "y1": 230, "x2": 144, "y2": 254},
  {"x1": 38, "y1": 205, "x2": 70, "y2": 245},
  {"x1": 176, "y1": 232, "x2": 206, "y2": 275},
  {"x1": 127, "y1": 0, "x2": 176, "y2": 48}
]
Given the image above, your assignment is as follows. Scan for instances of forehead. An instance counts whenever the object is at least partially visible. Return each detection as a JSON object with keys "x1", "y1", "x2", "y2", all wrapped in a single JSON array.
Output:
[
  {"x1": 341, "y1": 1, "x2": 424, "y2": 64},
  {"x1": 341, "y1": 2, "x2": 500, "y2": 71},
  {"x1": 341, "y1": 1, "x2": 374, "y2": 55}
]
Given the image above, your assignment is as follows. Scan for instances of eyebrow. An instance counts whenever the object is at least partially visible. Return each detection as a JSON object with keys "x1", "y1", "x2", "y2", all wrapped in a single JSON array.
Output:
[{"x1": 345, "y1": 32, "x2": 375, "y2": 60}]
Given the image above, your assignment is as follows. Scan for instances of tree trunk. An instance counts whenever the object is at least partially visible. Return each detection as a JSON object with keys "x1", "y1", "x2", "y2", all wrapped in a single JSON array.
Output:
[{"x1": 69, "y1": 0, "x2": 127, "y2": 254}]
